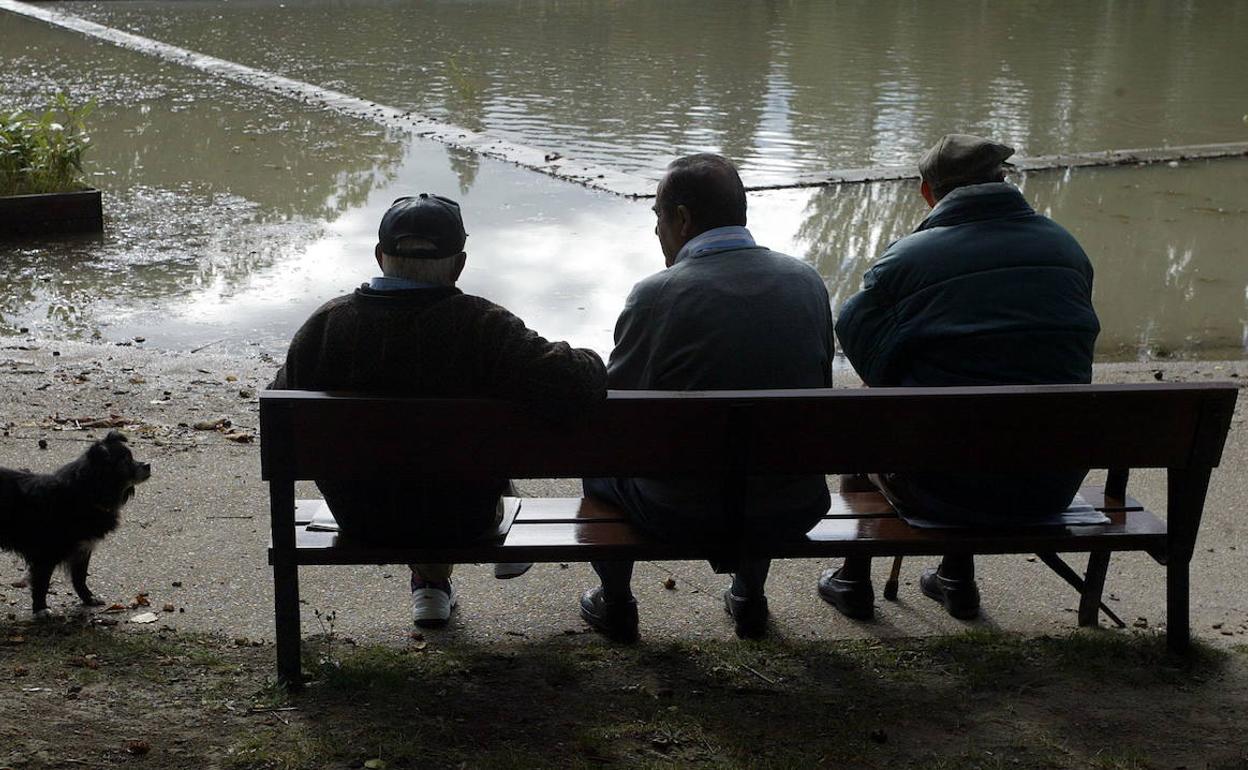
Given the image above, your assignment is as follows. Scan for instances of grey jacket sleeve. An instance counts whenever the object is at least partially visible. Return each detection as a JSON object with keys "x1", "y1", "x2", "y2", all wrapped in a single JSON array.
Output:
[{"x1": 605, "y1": 279, "x2": 660, "y2": 390}]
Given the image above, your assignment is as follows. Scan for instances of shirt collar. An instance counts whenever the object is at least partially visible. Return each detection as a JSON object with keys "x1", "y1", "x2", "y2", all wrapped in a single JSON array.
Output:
[
  {"x1": 673, "y1": 225, "x2": 757, "y2": 264},
  {"x1": 368, "y1": 275, "x2": 446, "y2": 291}
]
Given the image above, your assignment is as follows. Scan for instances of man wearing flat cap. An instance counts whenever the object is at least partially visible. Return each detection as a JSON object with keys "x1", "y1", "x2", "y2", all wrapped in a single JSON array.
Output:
[
  {"x1": 274, "y1": 194, "x2": 606, "y2": 627},
  {"x1": 820, "y1": 134, "x2": 1101, "y2": 621}
]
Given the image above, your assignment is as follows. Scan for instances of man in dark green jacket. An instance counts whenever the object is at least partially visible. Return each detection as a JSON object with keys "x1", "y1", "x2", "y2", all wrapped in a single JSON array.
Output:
[{"x1": 821, "y1": 134, "x2": 1100, "y2": 621}]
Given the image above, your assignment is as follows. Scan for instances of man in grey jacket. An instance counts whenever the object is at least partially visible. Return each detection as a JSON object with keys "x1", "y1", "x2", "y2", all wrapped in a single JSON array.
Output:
[
  {"x1": 579, "y1": 153, "x2": 835, "y2": 641},
  {"x1": 821, "y1": 134, "x2": 1100, "y2": 621}
]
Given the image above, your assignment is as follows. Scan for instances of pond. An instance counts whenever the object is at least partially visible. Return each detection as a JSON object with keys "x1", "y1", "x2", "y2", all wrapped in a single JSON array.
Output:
[{"x1": 1, "y1": 0, "x2": 1246, "y2": 360}]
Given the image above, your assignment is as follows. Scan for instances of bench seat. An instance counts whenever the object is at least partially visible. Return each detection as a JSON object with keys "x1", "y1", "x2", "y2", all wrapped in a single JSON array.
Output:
[{"x1": 275, "y1": 486, "x2": 1164, "y2": 566}]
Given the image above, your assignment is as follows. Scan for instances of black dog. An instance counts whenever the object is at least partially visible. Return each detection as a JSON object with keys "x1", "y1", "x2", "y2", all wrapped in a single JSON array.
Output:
[{"x1": 0, "y1": 430, "x2": 151, "y2": 617}]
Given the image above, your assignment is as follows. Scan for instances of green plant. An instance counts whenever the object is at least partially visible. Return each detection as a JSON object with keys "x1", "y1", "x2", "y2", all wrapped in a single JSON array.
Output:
[{"x1": 0, "y1": 93, "x2": 95, "y2": 196}]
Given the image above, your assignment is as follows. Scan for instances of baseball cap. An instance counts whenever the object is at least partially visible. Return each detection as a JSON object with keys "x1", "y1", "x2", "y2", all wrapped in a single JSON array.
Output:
[
  {"x1": 918, "y1": 134, "x2": 1015, "y2": 194},
  {"x1": 378, "y1": 194, "x2": 467, "y2": 259}
]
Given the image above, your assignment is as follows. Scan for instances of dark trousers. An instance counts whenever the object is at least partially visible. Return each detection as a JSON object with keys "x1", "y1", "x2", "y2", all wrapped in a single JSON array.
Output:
[{"x1": 584, "y1": 477, "x2": 771, "y2": 600}]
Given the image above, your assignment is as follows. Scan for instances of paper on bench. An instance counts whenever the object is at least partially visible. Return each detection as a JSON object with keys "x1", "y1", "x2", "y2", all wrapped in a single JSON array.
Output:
[
  {"x1": 898, "y1": 492, "x2": 1110, "y2": 529},
  {"x1": 302, "y1": 497, "x2": 523, "y2": 540}
]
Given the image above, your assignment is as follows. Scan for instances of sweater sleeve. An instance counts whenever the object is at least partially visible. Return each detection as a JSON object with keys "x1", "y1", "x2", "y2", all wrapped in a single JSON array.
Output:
[{"x1": 478, "y1": 304, "x2": 607, "y2": 408}]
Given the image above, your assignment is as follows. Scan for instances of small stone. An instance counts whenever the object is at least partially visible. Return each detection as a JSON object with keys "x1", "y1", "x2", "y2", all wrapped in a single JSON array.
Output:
[
  {"x1": 37, "y1": 439, "x2": 47, "y2": 450},
  {"x1": 663, "y1": 577, "x2": 677, "y2": 590}
]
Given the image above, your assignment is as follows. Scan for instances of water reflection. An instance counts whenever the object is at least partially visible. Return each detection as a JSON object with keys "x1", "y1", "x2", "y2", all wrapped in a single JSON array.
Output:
[
  {"x1": 56, "y1": 0, "x2": 1248, "y2": 185},
  {"x1": 0, "y1": 13, "x2": 406, "y2": 340},
  {"x1": 2, "y1": 5, "x2": 1246, "y2": 361},
  {"x1": 785, "y1": 159, "x2": 1248, "y2": 360}
]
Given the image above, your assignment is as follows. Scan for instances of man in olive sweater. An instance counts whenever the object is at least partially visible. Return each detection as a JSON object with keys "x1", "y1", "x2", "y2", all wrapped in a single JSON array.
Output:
[{"x1": 274, "y1": 194, "x2": 607, "y2": 627}]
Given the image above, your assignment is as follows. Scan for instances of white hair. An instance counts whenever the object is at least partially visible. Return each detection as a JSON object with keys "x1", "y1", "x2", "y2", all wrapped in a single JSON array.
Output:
[{"x1": 379, "y1": 237, "x2": 461, "y2": 285}]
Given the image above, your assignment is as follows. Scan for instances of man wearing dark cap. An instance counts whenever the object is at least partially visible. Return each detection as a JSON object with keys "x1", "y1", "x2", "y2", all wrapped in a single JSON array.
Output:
[
  {"x1": 819, "y1": 134, "x2": 1100, "y2": 621},
  {"x1": 274, "y1": 194, "x2": 606, "y2": 627},
  {"x1": 578, "y1": 153, "x2": 835, "y2": 641}
]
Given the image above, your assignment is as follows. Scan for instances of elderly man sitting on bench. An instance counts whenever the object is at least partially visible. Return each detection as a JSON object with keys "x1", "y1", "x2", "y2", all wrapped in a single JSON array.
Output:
[
  {"x1": 579, "y1": 153, "x2": 835, "y2": 641},
  {"x1": 274, "y1": 193, "x2": 606, "y2": 628},
  {"x1": 821, "y1": 134, "x2": 1102, "y2": 621}
]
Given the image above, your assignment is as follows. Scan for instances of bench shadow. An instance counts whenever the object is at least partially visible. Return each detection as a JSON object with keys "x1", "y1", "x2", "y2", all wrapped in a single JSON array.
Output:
[{"x1": 280, "y1": 629, "x2": 1247, "y2": 768}]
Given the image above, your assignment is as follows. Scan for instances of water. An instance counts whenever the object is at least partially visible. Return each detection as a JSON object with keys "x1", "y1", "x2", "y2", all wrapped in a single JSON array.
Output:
[{"x1": 1, "y1": 2, "x2": 1246, "y2": 360}]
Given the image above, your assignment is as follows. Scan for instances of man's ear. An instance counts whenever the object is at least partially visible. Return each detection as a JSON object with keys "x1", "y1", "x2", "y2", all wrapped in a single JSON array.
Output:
[
  {"x1": 375, "y1": 243, "x2": 384, "y2": 270},
  {"x1": 451, "y1": 253, "x2": 467, "y2": 282},
  {"x1": 920, "y1": 180, "x2": 937, "y2": 208},
  {"x1": 675, "y1": 204, "x2": 696, "y2": 240}
]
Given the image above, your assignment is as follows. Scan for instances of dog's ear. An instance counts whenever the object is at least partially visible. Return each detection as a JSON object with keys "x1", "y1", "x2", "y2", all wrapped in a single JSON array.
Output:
[
  {"x1": 88, "y1": 441, "x2": 109, "y2": 461},
  {"x1": 105, "y1": 430, "x2": 128, "y2": 444}
]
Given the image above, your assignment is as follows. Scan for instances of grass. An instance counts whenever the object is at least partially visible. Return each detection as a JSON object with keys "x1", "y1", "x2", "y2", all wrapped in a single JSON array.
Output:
[
  {"x1": 0, "y1": 93, "x2": 95, "y2": 197},
  {"x1": 2, "y1": 620, "x2": 1247, "y2": 768}
]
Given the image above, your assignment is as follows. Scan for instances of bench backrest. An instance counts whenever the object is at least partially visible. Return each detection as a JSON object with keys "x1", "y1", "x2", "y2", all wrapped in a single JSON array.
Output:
[{"x1": 260, "y1": 383, "x2": 1237, "y2": 481}]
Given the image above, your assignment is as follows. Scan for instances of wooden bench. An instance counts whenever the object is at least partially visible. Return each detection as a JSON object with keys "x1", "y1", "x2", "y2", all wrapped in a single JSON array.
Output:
[{"x1": 262, "y1": 383, "x2": 1237, "y2": 684}]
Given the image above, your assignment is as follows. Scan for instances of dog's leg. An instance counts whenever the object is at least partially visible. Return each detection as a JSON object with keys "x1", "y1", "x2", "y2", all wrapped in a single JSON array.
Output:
[
  {"x1": 29, "y1": 559, "x2": 55, "y2": 619},
  {"x1": 69, "y1": 546, "x2": 104, "y2": 606}
]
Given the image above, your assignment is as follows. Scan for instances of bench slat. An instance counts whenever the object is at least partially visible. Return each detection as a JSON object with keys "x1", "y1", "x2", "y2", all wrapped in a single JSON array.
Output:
[{"x1": 276, "y1": 489, "x2": 1164, "y2": 566}]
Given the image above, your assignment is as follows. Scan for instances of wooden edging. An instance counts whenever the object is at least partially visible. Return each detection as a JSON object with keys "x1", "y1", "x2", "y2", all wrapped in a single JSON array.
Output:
[{"x1": 0, "y1": 188, "x2": 103, "y2": 237}]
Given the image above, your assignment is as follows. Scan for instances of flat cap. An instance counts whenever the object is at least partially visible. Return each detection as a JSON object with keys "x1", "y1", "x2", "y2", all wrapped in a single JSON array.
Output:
[{"x1": 918, "y1": 134, "x2": 1014, "y2": 194}]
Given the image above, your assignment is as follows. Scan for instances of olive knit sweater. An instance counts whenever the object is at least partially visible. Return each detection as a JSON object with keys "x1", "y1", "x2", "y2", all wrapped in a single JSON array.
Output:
[{"x1": 273, "y1": 285, "x2": 607, "y2": 542}]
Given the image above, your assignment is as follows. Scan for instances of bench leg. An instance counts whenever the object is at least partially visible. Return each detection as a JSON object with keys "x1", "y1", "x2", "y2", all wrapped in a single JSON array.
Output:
[
  {"x1": 1166, "y1": 557, "x2": 1190, "y2": 653},
  {"x1": 274, "y1": 560, "x2": 302, "y2": 687},
  {"x1": 1077, "y1": 551, "x2": 1111, "y2": 628}
]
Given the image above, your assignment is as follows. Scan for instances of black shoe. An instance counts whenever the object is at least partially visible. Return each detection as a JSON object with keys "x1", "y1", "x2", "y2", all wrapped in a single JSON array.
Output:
[
  {"x1": 919, "y1": 567, "x2": 981, "y2": 620},
  {"x1": 724, "y1": 589, "x2": 769, "y2": 639},
  {"x1": 817, "y1": 568, "x2": 875, "y2": 620},
  {"x1": 579, "y1": 586, "x2": 639, "y2": 642}
]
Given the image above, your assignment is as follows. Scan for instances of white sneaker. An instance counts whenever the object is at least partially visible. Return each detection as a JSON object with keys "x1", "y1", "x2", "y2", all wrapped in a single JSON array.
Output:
[
  {"x1": 494, "y1": 562, "x2": 533, "y2": 579},
  {"x1": 411, "y1": 579, "x2": 457, "y2": 628}
]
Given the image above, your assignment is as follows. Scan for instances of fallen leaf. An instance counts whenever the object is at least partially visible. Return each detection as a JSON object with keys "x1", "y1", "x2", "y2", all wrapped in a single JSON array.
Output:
[
  {"x1": 130, "y1": 612, "x2": 159, "y2": 624},
  {"x1": 193, "y1": 417, "x2": 231, "y2": 431},
  {"x1": 223, "y1": 431, "x2": 254, "y2": 443},
  {"x1": 364, "y1": 760, "x2": 387, "y2": 769},
  {"x1": 126, "y1": 740, "x2": 151, "y2": 756},
  {"x1": 162, "y1": 604, "x2": 175, "y2": 613},
  {"x1": 103, "y1": 603, "x2": 126, "y2": 613}
]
